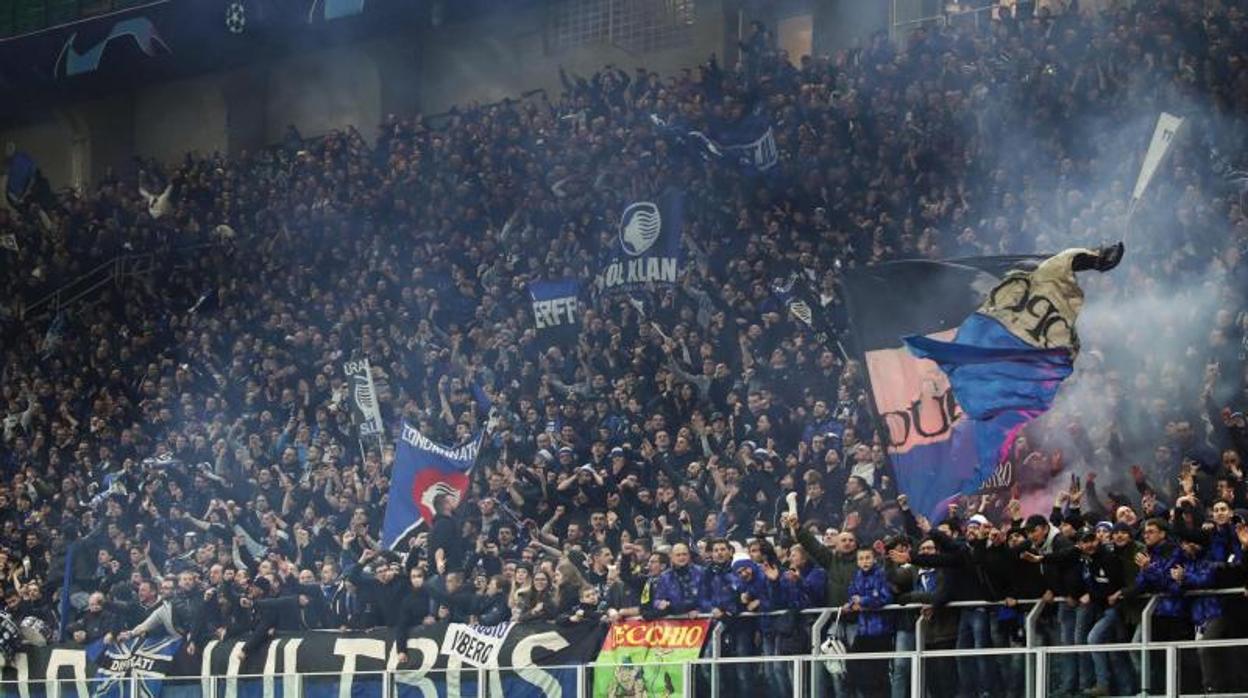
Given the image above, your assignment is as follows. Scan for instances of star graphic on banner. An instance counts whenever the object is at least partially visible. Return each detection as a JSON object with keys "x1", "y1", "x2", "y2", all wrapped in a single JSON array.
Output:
[{"x1": 94, "y1": 635, "x2": 181, "y2": 698}]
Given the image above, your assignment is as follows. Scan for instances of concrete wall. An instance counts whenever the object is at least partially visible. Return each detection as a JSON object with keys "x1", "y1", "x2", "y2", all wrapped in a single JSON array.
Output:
[
  {"x1": 133, "y1": 76, "x2": 231, "y2": 163},
  {"x1": 812, "y1": 0, "x2": 891, "y2": 55},
  {"x1": 1, "y1": 117, "x2": 81, "y2": 191},
  {"x1": 414, "y1": 0, "x2": 734, "y2": 114},
  {"x1": 2, "y1": 0, "x2": 736, "y2": 188}
]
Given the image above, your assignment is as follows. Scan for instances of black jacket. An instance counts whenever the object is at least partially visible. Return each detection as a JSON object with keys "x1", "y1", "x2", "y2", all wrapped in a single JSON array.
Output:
[
  {"x1": 346, "y1": 566, "x2": 408, "y2": 628},
  {"x1": 910, "y1": 531, "x2": 998, "y2": 605},
  {"x1": 393, "y1": 587, "x2": 435, "y2": 648}
]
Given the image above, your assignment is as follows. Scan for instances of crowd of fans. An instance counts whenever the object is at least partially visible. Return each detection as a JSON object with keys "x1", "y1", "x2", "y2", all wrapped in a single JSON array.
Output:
[{"x1": 1, "y1": 0, "x2": 1247, "y2": 695}]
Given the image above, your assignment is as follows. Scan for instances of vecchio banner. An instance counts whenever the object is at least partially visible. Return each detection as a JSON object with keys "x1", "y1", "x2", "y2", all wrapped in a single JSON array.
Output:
[
  {"x1": 592, "y1": 618, "x2": 710, "y2": 698},
  {"x1": 7, "y1": 621, "x2": 606, "y2": 697}
]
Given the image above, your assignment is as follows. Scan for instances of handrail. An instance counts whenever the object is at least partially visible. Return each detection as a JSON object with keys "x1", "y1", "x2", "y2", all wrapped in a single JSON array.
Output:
[
  {"x1": 20, "y1": 242, "x2": 223, "y2": 320},
  {"x1": 695, "y1": 585, "x2": 1244, "y2": 620}
]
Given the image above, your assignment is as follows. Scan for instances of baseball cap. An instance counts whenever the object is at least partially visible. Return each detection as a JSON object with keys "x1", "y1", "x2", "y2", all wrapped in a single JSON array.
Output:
[{"x1": 967, "y1": 514, "x2": 990, "y2": 527}]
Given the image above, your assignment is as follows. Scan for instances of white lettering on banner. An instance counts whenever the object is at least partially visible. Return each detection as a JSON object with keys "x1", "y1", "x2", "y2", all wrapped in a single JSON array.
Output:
[
  {"x1": 399, "y1": 425, "x2": 482, "y2": 460},
  {"x1": 387, "y1": 638, "x2": 440, "y2": 698},
  {"x1": 44, "y1": 648, "x2": 89, "y2": 698},
  {"x1": 333, "y1": 638, "x2": 387, "y2": 698},
  {"x1": 262, "y1": 638, "x2": 279, "y2": 698},
  {"x1": 532, "y1": 297, "x2": 578, "y2": 329},
  {"x1": 224, "y1": 641, "x2": 243, "y2": 698},
  {"x1": 439, "y1": 622, "x2": 513, "y2": 668},
  {"x1": 445, "y1": 653, "x2": 465, "y2": 698},
  {"x1": 283, "y1": 639, "x2": 302, "y2": 698},
  {"x1": 593, "y1": 256, "x2": 679, "y2": 294},
  {"x1": 200, "y1": 639, "x2": 218, "y2": 698},
  {"x1": 14, "y1": 652, "x2": 30, "y2": 698},
  {"x1": 511, "y1": 631, "x2": 569, "y2": 698}
]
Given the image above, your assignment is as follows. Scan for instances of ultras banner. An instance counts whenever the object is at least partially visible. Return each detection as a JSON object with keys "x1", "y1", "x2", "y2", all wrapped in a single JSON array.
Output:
[{"x1": 5, "y1": 621, "x2": 607, "y2": 698}]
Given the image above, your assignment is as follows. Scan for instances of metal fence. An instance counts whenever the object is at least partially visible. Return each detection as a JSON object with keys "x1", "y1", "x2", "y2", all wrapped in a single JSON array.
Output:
[{"x1": 4, "y1": 588, "x2": 1243, "y2": 697}]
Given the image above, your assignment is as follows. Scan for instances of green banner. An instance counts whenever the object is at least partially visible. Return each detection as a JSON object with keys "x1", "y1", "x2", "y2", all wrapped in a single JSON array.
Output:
[{"x1": 592, "y1": 618, "x2": 709, "y2": 697}]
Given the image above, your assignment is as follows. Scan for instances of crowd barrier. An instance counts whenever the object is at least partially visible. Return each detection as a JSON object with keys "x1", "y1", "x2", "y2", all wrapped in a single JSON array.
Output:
[{"x1": 2, "y1": 587, "x2": 1243, "y2": 697}]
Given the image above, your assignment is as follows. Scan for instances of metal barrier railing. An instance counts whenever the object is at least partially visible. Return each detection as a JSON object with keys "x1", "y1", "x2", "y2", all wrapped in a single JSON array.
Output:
[
  {"x1": 890, "y1": 1, "x2": 999, "y2": 43},
  {"x1": 1, "y1": 588, "x2": 1240, "y2": 697},
  {"x1": 4, "y1": 639, "x2": 1243, "y2": 698},
  {"x1": 19, "y1": 242, "x2": 222, "y2": 321}
]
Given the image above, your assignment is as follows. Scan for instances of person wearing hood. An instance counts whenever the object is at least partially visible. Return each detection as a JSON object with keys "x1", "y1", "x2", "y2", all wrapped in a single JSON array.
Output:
[
  {"x1": 1170, "y1": 529, "x2": 1223, "y2": 694},
  {"x1": 701, "y1": 539, "x2": 750, "y2": 697},
  {"x1": 844, "y1": 546, "x2": 893, "y2": 698}
]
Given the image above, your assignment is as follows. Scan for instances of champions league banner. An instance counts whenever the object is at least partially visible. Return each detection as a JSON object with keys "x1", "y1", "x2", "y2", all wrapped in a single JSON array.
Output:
[
  {"x1": 6, "y1": 622, "x2": 605, "y2": 698},
  {"x1": 528, "y1": 279, "x2": 581, "y2": 348},
  {"x1": 593, "y1": 189, "x2": 684, "y2": 298}
]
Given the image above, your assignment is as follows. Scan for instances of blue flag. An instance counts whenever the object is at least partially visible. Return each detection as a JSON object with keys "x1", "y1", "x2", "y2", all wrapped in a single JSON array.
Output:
[
  {"x1": 593, "y1": 188, "x2": 684, "y2": 297},
  {"x1": 651, "y1": 110, "x2": 778, "y2": 174},
  {"x1": 528, "y1": 278, "x2": 581, "y2": 348},
  {"x1": 88, "y1": 634, "x2": 184, "y2": 697},
  {"x1": 844, "y1": 256, "x2": 1046, "y2": 518},
  {"x1": 903, "y1": 249, "x2": 1097, "y2": 500},
  {"x1": 5, "y1": 151, "x2": 36, "y2": 204},
  {"x1": 381, "y1": 424, "x2": 483, "y2": 549}
]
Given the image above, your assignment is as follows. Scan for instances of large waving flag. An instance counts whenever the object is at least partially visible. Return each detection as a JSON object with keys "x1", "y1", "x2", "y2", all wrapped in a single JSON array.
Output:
[
  {"x1": 845, "y1": 248, "x2": 1117, "y2": 518},
  {"x1": 381, "y1": 424, "x2": 482, "y2": 549}
]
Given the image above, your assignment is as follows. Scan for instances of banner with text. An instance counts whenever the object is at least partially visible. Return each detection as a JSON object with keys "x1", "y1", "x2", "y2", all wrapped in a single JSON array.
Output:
[
  {"x1": 592, "y1": 618, "x2": 710, "y2": 698},
  {"x1": 342, "y1": 359, "x2": 385, "y2": 441},
  {"x1": 7, "y1": 622, "x2": 605, "y2": 698},
  {"x1": 593, "y1": 189, "x2": 684, "y2": 297},
  {"x1": 528, "y1": 279, "x2": 581, "y2": 349}
]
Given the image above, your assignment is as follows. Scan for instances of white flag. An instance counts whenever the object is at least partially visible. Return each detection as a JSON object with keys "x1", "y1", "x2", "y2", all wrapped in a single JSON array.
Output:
[{"x1": 1132, "y1": 112, "x2": 1184, "y2": 202}]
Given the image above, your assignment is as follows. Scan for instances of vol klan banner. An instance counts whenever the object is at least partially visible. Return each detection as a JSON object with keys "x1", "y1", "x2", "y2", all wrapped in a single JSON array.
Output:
[
  {"x1": 593, "y1": 189, "x2": 684, "y2": 298},
  {"x1": 6, "y1": 622, "x2": 606, "y2": 698},
  {"x1": 842, "y1": 257, "x2": 1044, "y2": 518},
  {"x1": 592, "y1": 619, "x2": 710, "y2": 698}
]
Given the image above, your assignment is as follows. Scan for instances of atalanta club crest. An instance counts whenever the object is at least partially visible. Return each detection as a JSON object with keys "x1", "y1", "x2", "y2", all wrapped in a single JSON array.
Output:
[
  {"x1": 619, "y1": 202, "x2": 661, "y2": 256},
  {"x1": 411, "y1": 469, "x2": 468, "y2": 523}
]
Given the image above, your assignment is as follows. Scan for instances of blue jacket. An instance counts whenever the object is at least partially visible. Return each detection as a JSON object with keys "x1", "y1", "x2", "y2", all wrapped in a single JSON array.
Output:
[
  {"x1": 701, "y1": 562, "x2": 739, "y2": 614},
  {"x1": 1208, "y1": 524, "x2": 1244, "y2": 566},
  {"x1": 1177, "y1": 554, "x2": 1221, "y2": 629},
  {"x1": 768, "y1": 562, "x2": 827, "y2": 610},
  {"x1": 654, "y1": 563, "x2": 706, "y2": 616},
  {"x1": 1135, "y1": 542, "x2": 1186, "y2": 619},
  {"x1": 847, "y1": 565, "x2": 894, "y2": 637},
  {"x1": 731, "y1": 560, "x2": 769, "y2": 609},
  {"x1": 728, "y1": 560, "x2": 769, "y2": 628}
]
